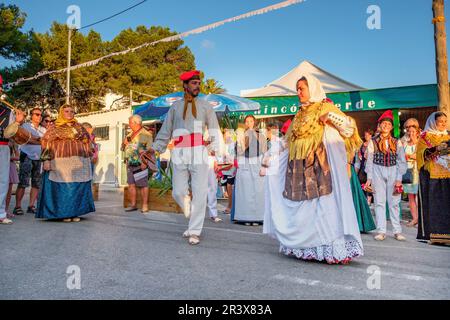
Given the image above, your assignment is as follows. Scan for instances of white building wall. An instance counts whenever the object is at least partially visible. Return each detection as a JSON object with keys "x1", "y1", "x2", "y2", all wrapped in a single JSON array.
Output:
[{"x1": 76, "y1": 107, "x2": 132, "y2": 186}]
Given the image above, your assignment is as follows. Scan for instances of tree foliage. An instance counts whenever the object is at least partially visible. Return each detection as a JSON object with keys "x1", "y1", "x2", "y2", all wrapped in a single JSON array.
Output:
[
  {"x1": 201, "y1": 78, "x2": 226, "y2": 94},
  {"x1": 0, "y1": 4, "x2": 32, "y2": 61},
  {"x1": 1, "y1": 15, "x2": 226, "y2": 113}
]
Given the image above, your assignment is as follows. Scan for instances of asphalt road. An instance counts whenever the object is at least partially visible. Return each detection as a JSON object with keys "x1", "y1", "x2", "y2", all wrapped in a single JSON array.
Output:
[{"x1": 1, "y1": 188, "x2": 449, "y2": 300}]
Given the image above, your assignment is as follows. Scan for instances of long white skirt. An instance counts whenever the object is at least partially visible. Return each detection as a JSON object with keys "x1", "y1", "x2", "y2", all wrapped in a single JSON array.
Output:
[
  {"x1": 263, "y1": 127, "x2": 363, "y2": 263},
  {"x1": 234, "y1": 155, "x2": 265, "y2": 222}
]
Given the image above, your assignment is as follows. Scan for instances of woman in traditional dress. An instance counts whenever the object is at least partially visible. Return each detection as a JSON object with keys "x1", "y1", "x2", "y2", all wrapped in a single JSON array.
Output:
[
  {"x1": 37, "y1": 105, "x2": 95, "y2": 222},
  {"x1": 262, "y1": 74, "x2": 363, "y2": 264},
  {"x1": 416, "y1": 112, "x2": 449, "y2": 244},
  {"x1": 347, "y1": 119, "x2": 376, "y2": 233},
  {"x1": 401, "y1": 118, "x2": 421, "y2": 227},
  {"x1": 232, "y1": 115, "x2": 267, "y2": 226}
]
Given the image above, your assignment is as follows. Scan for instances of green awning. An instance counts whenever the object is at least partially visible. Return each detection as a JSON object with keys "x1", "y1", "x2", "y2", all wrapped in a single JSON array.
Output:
[{"x1": 240, "y1": 83, "x2": 438, "y2": 117}]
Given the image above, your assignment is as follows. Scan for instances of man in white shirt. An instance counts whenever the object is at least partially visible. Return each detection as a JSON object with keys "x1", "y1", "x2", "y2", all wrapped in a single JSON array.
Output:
[
  {"x1": 151, "y1": 70, "x2": 221, "y2": 245},
  {"x1": 13, "y1": 107, "x2": 46, "y2": 216}
]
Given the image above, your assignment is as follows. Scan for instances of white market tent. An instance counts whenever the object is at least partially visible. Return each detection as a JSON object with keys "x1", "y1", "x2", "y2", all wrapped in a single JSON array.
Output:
[{"x1": 240, "y1": 60, "x2": 364, "y2": 97}]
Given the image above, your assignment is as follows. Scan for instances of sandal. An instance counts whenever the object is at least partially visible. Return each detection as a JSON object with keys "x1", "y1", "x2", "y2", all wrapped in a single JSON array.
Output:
[
  {"x1": 188, "y1": 235, "x2": 200, "y2": 245},
  {"x1": 27, "y1": 206, "x2": 37, "y2": 214},
  {"x1": 72, "y1": 217, "x2": 81, "y2": 222},
  {"x1": 211, "y1": 217, "x2": 222, "y2": 223},
  {"x1": 63, "y1": 218, "x2": 72, "y2": 223},
  {"x1": 13, "y1": 207, "x2": 24, "y2": 216},
  {"x1": 6, "y1": 213, "x2": 15, "y2": 219},
  {"x1": 374, "y1": 233, "x2": 386, "y2": 241},
  {"x1": 0, "y1": 218, "x2": 13, "y2": 225},
  {"x1": 182, "y1": 230, "x2": 190, "y2": 238}
]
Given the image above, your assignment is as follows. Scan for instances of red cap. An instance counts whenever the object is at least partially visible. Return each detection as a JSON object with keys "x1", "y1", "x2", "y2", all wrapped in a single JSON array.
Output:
[
  {"x1": 378, "y1": 110, "x2": 393, "y2": 123},
  {"x1": 281, "y1": 119, "x2": 292, "y2": 135},
  {"x1": 180, "y1": 70, "x2": 200, "y2": 82}
]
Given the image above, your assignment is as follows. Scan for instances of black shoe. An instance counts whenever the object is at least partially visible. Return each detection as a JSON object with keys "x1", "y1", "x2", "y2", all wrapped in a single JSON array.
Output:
[
  {"x1": 13, "y1": 207, "x2": 24, "y2": 216},
  {"x1": 27, "y1": 206, "x2": 37, "y2": 214},
  {"x1": 125, "y1": 207, "x2": 138, "y2": 212}
]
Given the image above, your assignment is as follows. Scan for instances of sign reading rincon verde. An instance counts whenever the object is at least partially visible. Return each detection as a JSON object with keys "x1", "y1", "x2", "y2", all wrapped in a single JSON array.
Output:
[{"x1": 240, "y1": 84, "x2": 438, "y2": 117}]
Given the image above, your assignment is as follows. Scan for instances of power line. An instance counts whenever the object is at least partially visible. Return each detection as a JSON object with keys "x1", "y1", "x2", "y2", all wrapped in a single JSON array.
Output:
[
  {"x1": 77, "y1": 0, "x2": 148, "y2": 31},
  {"x1": 5, "y1": 0, "x2": 304, "y2": 89}
]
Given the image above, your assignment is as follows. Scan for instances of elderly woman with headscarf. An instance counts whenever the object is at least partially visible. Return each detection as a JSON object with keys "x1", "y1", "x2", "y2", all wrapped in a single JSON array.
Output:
[
  {"x1": 37, "y1": 104, "x2": 95, "y2": 222},
  {"x1": 262, "y1": 74, "x2": 363, "y2": 264},
  {"x1": 416, "y1": 112, "x2": 449, "y2": 244}
]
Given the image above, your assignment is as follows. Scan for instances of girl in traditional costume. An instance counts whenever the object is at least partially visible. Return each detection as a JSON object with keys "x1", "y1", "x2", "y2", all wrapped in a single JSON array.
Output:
[
  {"x1": 416, "y1": 112, "x2": 449, "y2": 244},
  {"x1": 262, "y1": 74, "x2": 363, "y2": 264},
  {"x1": 37, "y1": 105, "x2": 95, "y2": 222}
]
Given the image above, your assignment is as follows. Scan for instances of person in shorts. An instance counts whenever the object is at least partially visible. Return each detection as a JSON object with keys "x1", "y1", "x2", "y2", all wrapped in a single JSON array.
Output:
[{"x1": 122, "y1": 115, "x2": 153, "y2": 213}]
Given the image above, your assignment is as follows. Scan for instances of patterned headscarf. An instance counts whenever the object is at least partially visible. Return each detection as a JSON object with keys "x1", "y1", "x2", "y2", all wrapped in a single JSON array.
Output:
[{"x1": 54, "y1": 104, "x2": 78, "y2": 127}]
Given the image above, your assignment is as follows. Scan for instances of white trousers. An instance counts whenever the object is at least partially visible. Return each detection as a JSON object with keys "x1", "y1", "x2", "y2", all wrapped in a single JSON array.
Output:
[
  {"x1": 372, "y1": 164, "x2": 402, "y2": 234},
  {"x1": 206, "y1": 165, "x2": 218, "y2": 218},
  {"x1": 171, "y1": 146, "x2": 209, "y2": 236},
  {"x1": 0, "y1": 146, "x2": 10, "y2": 219}
]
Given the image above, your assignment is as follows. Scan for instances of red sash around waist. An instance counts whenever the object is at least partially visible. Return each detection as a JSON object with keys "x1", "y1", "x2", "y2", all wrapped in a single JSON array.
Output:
[{"x1": 174, "y1": 133, "x2": 205, "y2": 148}]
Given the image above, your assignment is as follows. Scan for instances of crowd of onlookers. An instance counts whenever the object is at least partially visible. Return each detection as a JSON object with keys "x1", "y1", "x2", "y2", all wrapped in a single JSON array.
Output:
[
  {"x1": 1, "y1": 105, "x2": 98, "y2": 224},
  {"x1": 1, "y1": 102, "x2": 448, "y2": 246}
]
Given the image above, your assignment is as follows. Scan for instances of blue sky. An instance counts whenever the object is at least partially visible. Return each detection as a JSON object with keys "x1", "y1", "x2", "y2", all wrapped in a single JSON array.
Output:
[{"x1": 1, "y1": 0, "x2": 444, "y2": 95}]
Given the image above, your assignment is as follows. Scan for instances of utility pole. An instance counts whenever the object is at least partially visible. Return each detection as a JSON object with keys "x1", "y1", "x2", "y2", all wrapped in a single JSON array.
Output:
[
  {"x1": 66, "y1": 28, "x2": 73, "y2": 105},
  {"x1": 433, "y1": 0, "x2": 450, "y2": 128}
]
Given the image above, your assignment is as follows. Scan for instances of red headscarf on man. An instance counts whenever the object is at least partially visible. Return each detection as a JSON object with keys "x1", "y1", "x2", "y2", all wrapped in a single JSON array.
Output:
[{"x1": 180, "y1": 70, "x2": 201, "y2": 120}]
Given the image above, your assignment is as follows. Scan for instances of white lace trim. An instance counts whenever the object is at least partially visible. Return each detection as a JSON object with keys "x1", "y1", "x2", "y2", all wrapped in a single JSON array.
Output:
[{"x1": 280, "y1": 237, "x2": 363, "y2": 263}]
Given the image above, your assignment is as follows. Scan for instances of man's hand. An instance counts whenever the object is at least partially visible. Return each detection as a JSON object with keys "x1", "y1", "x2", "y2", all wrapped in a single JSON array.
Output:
[
  {"x1": 394, "y1": 180, "x2": 402, "y2": 188},
  {"x1": 15, "y1": 109, "x2": 25, "y2": 124},
  {"x1": 43, "y1": 161, "x2": 51, "y2": 171},
  {"x1": 259, "y1": 167, "x2": 267, "y2": 177}
]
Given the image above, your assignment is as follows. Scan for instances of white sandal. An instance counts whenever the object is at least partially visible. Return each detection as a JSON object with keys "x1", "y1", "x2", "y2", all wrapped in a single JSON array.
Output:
[
  {"x1": 0, "y1": 218, "x2": 13, "y2": 225},
  {"x1": 188, "y1": 235, "x2": 200, "y2": 245}
]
